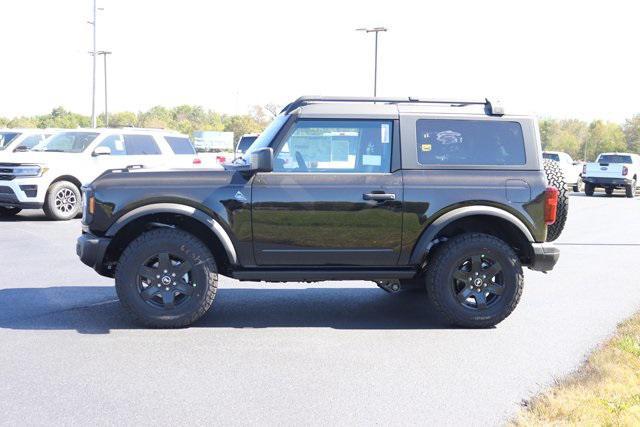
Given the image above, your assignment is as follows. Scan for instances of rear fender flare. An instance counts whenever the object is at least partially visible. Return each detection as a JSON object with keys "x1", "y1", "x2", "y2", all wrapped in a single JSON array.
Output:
[{"x1": 409, "y1": 206, "x2": 535, "y2": 264}]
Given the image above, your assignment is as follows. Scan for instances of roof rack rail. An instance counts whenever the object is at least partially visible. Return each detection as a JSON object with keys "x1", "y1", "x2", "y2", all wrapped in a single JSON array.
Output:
[{"x1": 281, "y1": 96, "x2": 504, "y2": 116}]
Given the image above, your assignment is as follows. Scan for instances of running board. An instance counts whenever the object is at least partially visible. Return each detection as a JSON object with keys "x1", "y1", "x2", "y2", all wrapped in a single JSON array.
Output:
[{"x1": 231, "y1": 267, "x2": 417, "y2": 282}]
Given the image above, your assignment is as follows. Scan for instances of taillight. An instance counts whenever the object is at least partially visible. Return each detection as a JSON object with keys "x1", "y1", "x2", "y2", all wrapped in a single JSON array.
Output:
[
  {"x1": 216, "y1": 155, "x2": 226, "y2": 164},
  {"x1": 544, "y1": 186, "x2": 559, "y2": 225},
  {"x1": 582, "y1": 164, "x2": 587, "y2": 174},
  {"x1": 192, "y1": 157, "x2": 202, "y2": 165},
  {"x1": 622, "y1": 166, "x2": 628, "y2": 176}
]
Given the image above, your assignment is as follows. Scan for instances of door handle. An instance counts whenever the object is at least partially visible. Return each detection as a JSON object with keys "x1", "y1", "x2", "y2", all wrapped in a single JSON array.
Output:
[{"x1": 363, "y1": 192, "x2": 396, "y2": 201}]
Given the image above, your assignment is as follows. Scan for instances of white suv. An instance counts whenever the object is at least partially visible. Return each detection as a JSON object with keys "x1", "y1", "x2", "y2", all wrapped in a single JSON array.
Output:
[
  {"x1": 542, "y1": 150, "x2": 583, "y2": 192},
  {"x1": 0, "y1": 128, "x2": 199, "y2": 220}
]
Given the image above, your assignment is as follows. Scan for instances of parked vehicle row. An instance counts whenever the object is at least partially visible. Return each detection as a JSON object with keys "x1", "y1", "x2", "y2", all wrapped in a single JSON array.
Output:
[
  {"x1": 0, "y1": 128, "x2": 201, "y2": 219},
  {"x1": 542, "y1": 151, "x2": 584, "y2": 192}
]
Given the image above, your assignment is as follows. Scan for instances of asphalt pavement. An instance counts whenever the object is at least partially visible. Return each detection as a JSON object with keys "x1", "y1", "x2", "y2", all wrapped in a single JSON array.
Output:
[{"x1": 1, "y1": 191, "x2": 639, "y2": 426}]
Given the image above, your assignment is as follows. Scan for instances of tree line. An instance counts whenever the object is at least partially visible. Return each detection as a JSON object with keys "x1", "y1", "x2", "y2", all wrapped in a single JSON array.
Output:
[{"x1": 1, "y1": 105, "x2": 639, "y2": 161}]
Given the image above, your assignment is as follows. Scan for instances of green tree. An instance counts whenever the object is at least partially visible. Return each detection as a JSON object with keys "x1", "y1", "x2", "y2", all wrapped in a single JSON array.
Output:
[
  {"x1": 100, "y1": 111, "x2": 137, "y2": 127},
  {"x1": 138, "y1": 106, "x2": 173, "y2": 129},
  {"x1": 623, "y1": 114, "x2": 640, "y2": 154},
  {"x1": 223, "y1": 115, "x2": 265, "y2": 140},
  {"x1": 585, "y1": 120, "x2": 626, "y2": 161}
]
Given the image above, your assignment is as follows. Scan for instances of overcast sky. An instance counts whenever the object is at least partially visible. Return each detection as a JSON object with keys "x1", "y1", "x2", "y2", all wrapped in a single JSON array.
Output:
[{"x1": 1, "y1": 0, "x2": 638, "y2": 122}]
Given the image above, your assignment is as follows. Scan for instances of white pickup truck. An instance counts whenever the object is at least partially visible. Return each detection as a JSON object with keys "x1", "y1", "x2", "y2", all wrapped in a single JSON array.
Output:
[{"x1": 582, "y1": 152, "x2": 640, "y2": 197}]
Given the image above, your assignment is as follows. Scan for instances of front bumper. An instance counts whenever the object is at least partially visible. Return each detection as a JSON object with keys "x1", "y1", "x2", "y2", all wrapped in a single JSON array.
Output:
[
  {"x1": 582, "y1": 176, "x2": 633, "y2": 187},
  {"x1": 0, "y1": 177, "x2": 45, "y2": 209},
  {"x1": 529, "y1": 243, "x2": 560, "y2": 272},
  {"x1": 76, "y1": 232, "x2": 112, "y2": 275}
]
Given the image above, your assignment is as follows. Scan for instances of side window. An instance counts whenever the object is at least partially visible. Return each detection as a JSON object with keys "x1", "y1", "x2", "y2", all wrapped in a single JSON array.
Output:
[
  {"x1": 124, "y1": 135, "x2": 161, "y2": 155},
  {"x1": 416, "y1": 119, "x2": 526, "y2": 166},
  {"x1": 273, "y1": 120, "x2": 392, "y2": 173},
  {"x1": 165, "y1": 136, "x2": 196, "y2": 155},
  {"x1": 97, "y1": 134, "x2": 126, "y2": 155}
]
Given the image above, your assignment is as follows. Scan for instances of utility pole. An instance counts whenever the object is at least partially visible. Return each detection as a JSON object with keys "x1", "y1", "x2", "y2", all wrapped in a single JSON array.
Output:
[
  {"x1": 356, "y1": 27, "x2": 388, "y2": 97},
  {"x1": 97, "y1": 51, "x2": 112, "y2": 126}
]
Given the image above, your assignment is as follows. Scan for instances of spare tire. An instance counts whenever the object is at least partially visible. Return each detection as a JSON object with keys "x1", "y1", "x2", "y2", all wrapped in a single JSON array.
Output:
[{"x1": 543, "y1": 159, "x2": 569, "y2": 242}]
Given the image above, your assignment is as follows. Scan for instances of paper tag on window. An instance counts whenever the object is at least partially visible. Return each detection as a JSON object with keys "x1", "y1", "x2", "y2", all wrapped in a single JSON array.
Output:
[
  {"x1": 421, "y1": 144, "x2": 432, "y2": 152},
  {"x1": 381, "y1": 124, "x2": 390, "y2": 144},
  {"x1": 115, "y1": 139, "x2": 125, "y2": 151},
  {"x1": 362, "y1": 155, "x2": 382, "y2": 166}
]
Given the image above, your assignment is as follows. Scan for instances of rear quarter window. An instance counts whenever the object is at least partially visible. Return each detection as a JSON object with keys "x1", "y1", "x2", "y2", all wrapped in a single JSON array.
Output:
[
  {"x1": 165, "y1": 136, "x2": 196, "y2": 155},
  {"x1": 124, "y1": 135, "x2": 161, "y2": 155},
  {"x1": 416, "y1": 119, "x2": 526, "y2": 166}
]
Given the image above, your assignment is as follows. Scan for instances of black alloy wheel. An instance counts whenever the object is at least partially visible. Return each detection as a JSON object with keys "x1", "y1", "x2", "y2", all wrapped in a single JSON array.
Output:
[
  {"x1": 451, "y1": 254, "x2": 504, "y2": 310},
  {"x1": 137, "y1": 252, "x2": 196, "y2": 309}
]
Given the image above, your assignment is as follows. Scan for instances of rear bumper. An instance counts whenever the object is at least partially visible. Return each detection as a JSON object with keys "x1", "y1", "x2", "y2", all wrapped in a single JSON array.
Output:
[
  {"x1": 529, "y1": 243, "x2": 560, "y2": 272},
  {"x1": 76, "y1": 232, "x2": 111, "y2": 275},
  {"x1": 583, "y1": 176, "x2": 633, "y2": 187}
]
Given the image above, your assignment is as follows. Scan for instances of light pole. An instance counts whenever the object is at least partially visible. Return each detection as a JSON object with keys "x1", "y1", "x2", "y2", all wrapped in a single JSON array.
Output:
[
  {"x1": 96, "y1": 51, "x2": 112, "y2": 126},
  {"x1": 87, "y1": 0, "x2": 104, "y2": 127},
  {"x1": 356, "y1": 27, "x2": 387, "y2": 97}
]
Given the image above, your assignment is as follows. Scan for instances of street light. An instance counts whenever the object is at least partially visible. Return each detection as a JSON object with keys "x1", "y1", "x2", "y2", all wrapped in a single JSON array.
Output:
[
  {"x1": 97, "y1": 51, "x2": 112, "y2": 126},
  {"x1": 356, "y1": 27, "x2": 388, "y2": 97},
  {"x1": 87, "y1": 0, "x2": 104, "y2": 128}
]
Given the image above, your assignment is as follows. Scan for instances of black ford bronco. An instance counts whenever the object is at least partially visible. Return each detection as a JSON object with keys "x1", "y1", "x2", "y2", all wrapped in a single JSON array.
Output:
[{"x1": 77, "y1": 96, "x2": 564, "y2": 328}]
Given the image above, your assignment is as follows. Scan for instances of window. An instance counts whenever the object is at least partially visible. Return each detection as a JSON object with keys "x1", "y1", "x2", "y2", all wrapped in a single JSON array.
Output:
[
  {"x1": 123, "y1": 135, "x2": 161, "y2": 155},
  {"x1": 543, "y1": 153, "x2": 560, "y2": 162},
  {"x1": 274, "y1": 120, "x2": 392, "y2": 173},
  {"x1": 0, "y1": 132, "x2": 20, "y2": 150},
  {"x1": 165, "y1": 136, "x2": 196, "y2": 155},
  {"x1": 34, "y1": 132, "x2": 99, "y2": 153},
  {"x1": 598, "y1": 154, "x2": 632, "y2": 164},
  {"x1": 15, "y1": 134, "x2": 44, "y2": 151},
  {"x1": 98, "y1": 135, "x2": 127, "y2": 155},
  {"x1": 416, "y1": 119, "x2": 526, "y2": 166},
  {"x1": 236, "y1": 135, "x2": 258, "y2": 153}
]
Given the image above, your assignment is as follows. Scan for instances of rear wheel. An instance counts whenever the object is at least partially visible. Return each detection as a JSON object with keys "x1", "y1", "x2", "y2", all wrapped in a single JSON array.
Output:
[
  {"x1": 425, "y1": 233, "x2": 523, "y2": 328},
  {"x1": 626, "y1": 179, "x2": 636, "y2": 198},
  {"x1": 115, "y1": 228, "x2": 218, "y2": 328},
  {"x1": 43, "y1": 181, "x2": 81, "y2": 220},
  {"x1": 0, "y1": 207, "x2": 21, "y2": 217},
  {"x1": 572, "y1": 180, "x2": 584, "y2": 193},
  {"x1": 543, "y1": 159, "x2": 568, "y2": 242},
  {"x1": 585, "y1": 183, "x2": 595, "y2": 196}
]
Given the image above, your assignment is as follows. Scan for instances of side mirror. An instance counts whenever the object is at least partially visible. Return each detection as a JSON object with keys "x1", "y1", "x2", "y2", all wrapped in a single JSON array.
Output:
[
  {"x1": 250, "y1": 147, "x2": 273, "y2": 172},
  {"x1": 92, "y1": 146, "x2": 111, "y2": 157}
]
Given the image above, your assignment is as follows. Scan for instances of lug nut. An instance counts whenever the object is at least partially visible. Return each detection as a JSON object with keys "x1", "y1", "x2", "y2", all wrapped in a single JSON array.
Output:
[
  {"x1": 172, "y1": 273, "x2": 176, "y2": 277},
  {"x1": 163, "y1": 270, "x2": 168, "y2": 273},
  {"x1": 156, "y1": 275, "x2": 160, "y2": 279},
  {"x1": 165, "y1": 287, "x2": 170, "y2": 291}
]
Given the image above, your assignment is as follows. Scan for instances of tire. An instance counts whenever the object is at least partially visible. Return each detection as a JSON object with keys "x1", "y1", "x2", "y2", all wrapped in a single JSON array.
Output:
[
  {"x1": 572, "y1": 180, "x2": 584, "y2": 193},
  {"x1": 425, "y1": 233, "x2": 523, "y2": 328},
  {"x1": 115, "y1": 228, "x2": 218, "y2": 328},
  {"x1": 585, "y1": 183, "x2": 595, "y2": 196},
  {"x1": 605, "y1": 187, "x2": 614, "y2": 196},
  {"x1": 543, "y1": 159, "x2": 568, "y2": 242},
  {"x1": 0, "y1": 207, "x2": 21, "y2": 217},
  {"x1": 43, "y1": 181, "x2": 81, "y2": 220},
  {"x1": 625, "y1": 179, "x2": 636, "y2": 198}
]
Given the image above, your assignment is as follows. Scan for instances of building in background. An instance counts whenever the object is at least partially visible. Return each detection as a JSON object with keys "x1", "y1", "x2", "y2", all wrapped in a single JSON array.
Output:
[{"x1": 192, "y1": 131, "x2": 234, "y2": 152}]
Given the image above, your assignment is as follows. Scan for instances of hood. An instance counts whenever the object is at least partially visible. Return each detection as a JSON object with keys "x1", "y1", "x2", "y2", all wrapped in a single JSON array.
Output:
[{"x1": 0, "y1": 151, "x2": 79, "y2": 165}]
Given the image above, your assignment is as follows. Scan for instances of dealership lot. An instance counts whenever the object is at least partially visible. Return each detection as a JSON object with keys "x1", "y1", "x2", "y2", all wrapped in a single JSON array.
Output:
[{"x1": 1, "y1": 193, "x2": 639, "y2": 425}]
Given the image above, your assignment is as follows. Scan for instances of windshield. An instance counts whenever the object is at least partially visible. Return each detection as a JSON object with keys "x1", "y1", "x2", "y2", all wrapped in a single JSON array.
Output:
[
  {"x1": 543, "y1": 153, "x2": 560, "y2": 162},
  {"x1": 33, "y1": 132, "x2": 99, "y2": 153},
  {"x1": 0, "y1": 132, "x2": 20, "y2": 150},
  {"x1": 598, "y1": 154, "x2": 632, "y2": 164},
  {"x1": 241, "y1": 115, "x2": 289, "y2": 161},
  {"x1": 237, "y1": 136, "x2": 258, "y2": 153}
]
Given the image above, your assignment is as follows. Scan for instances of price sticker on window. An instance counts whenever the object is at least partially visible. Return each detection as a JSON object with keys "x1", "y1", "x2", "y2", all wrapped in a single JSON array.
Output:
[
  {"x1": 381, "y1": 123, "x2": 390, "y2": 144},
  {"x1": 421, "y1": 144, "x2": 432, "y2": 152}
]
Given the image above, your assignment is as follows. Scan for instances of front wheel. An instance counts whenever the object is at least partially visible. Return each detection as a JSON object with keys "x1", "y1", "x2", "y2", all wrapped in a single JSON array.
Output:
[
  {"x1": 425, "y1": 233, "x2": 523, "y2": 328},
  {"x1": 0, "y1": 207, "x2": 21, "y2": 217},
  {"x1": 115, "y1": 228, "x2": 218, "y2": 328},
  {"x1": 585, "y1": 183, "x2": 595, "y2": 196},
  {"x1": 43, "y1": 181, "x2": 81, "y2": 220}
]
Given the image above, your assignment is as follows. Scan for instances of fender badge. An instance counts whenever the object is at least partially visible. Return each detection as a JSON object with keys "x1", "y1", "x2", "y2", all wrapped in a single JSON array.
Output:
[{"x1": 234, "y1": 191, "x2": 247, "y2": 202}]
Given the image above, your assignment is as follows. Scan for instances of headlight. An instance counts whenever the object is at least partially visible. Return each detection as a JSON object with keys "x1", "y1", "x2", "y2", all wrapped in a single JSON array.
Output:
[{"x1": 13, "y1": 165, "x2": 45, "y2": 177}]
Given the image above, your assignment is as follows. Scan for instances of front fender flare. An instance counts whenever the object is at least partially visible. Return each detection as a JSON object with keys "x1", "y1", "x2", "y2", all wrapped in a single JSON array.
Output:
[
  {"x1": 105, "y1": 203, "x2": 238, "y2": 265},
  {"x1": 409, "y1": 206, "x2": 535, "y2": 264}
]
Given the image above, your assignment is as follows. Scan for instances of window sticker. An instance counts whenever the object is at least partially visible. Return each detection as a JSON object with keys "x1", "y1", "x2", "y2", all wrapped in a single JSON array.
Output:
[
  {"x1": 421, "y1": 144, "x2": 432, "y2": 152},
  {"x1": 381, "y1": 123, "x2": 390, "y2": 144},
  {"x1": 362, "y1": 154, "x2": 382, "y2": 166},
  {"x1": 115, "y1": 139, "x2": 125, "y2": 151}
]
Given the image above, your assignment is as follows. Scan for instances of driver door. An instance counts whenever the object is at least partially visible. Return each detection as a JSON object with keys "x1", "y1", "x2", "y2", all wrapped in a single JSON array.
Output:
[{"x1": 251, "y1": 118, "x2": 403, "y2": 266}]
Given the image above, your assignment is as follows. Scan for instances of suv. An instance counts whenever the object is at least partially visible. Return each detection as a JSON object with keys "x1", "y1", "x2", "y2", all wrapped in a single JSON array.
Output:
[
  {"x1": 77, "y1": 96, "x2": 561, "y2": 328},
  {"x1": 0, "y1": 128, "x2": 198, "y2": 220}
]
